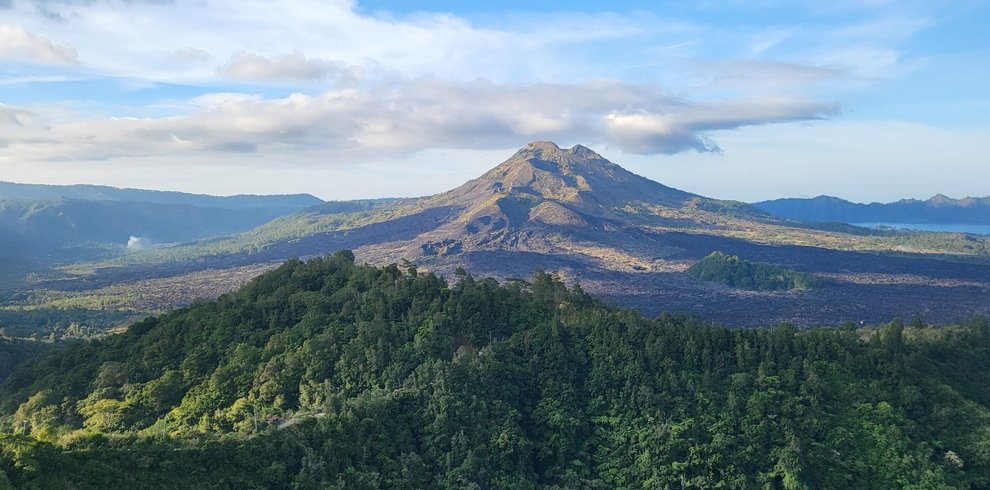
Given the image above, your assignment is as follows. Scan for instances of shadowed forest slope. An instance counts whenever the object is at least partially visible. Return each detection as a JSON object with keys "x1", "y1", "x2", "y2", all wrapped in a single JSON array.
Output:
[{"x1": 2, "y1": 254, "x2": 990, "y2": 488}]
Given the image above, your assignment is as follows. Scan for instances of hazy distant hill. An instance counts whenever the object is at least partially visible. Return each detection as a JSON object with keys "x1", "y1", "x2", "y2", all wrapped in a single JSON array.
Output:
[
  {"x1": 0, "y1": 181, "x2": 322, "y2": 209},
  {"x1": 0, "y1": 199, "x2": 309, "y2": 250},
  {"x1": 754, "y1": 194, "x2": 990, "y2": 225},
  {"x1": 0, "y1": 184, "x2": 325, "y2": 285}
]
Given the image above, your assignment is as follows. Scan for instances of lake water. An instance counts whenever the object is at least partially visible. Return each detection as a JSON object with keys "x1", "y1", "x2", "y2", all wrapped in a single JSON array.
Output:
[{"x1": 851, "y1": 222, "x2": 990, "y2": 235}]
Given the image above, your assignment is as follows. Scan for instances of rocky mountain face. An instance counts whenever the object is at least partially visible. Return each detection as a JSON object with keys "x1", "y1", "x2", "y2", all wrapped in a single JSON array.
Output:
[{"x1": 354, "y1": 141, "x2": 767, "y2": 265}]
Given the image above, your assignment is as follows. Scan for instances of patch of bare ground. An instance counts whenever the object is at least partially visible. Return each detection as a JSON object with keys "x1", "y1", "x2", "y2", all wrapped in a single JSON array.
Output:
[
  {"x1": 820, "y1": 272, "x2": 990, "y2": 288},
  {"x1": 23, "y1": 262, "x2": 279, "y2": 312}
]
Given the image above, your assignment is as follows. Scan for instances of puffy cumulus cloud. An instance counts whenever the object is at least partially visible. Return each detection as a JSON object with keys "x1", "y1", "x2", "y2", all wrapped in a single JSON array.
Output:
[
  {"x1": 0, "y1": 79, "x2": 835, "y2": 163},
  {"x1": 604, "y1": 113, "x2": 720, "y2": 154},
  {"x1": 604, "y1": 98, "x2": 839, "y2": 154},
  {"x1": 220, "y1": 52, "x2": 363, "y2": 82},
  {"x1": 0, "y1": 23, "x2": 77, "y2": 64}
]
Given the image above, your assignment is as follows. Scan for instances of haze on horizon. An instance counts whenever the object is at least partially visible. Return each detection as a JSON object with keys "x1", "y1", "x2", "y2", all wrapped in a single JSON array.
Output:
[{"x1": 0, "y1": 0, "x2": 987, "y2": 203}]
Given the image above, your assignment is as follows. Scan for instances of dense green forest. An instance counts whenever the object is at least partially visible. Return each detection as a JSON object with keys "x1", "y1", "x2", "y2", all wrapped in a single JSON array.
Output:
[
  {"x1": 0, "y1": 308, "x2": 134, "y2": 342},
  {"x1": 1, "y1": 252, "x2": 989, "y2": 488},
  {"x1": 0, "y1": 339, "x2": 49, "y2": 384},
  {"x1": 687, "y1": 251, "x2": 824, "y2": 291}
]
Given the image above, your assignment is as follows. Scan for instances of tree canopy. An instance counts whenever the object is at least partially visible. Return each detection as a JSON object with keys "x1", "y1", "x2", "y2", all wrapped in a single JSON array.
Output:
[
  {"x1": 687, "y1": 251, "x2": 824, "y2": 291},
  {"x1": 1, "y1": 251, "x2": 989, "y2": 488}
]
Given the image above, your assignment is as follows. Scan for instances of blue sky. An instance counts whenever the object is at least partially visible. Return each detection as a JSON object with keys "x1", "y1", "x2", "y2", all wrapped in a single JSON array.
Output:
[{"x1": 0, "y1": 0, "x2": 987, "y2": 202}]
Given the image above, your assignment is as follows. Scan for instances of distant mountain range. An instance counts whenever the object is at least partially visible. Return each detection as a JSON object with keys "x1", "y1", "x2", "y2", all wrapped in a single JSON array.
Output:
[
  {"x1": 0, "y1": 182, "x2": 324, "y2": 283},
  {"x1": 0, "y1": 181, "x2": 321, "y2": 209},
  {"x1": 754, "y1": 194, "x2": 990, "y2": 225},
  {"x1": 38, "y1": 141, "x2": 989, "y2": 327}
]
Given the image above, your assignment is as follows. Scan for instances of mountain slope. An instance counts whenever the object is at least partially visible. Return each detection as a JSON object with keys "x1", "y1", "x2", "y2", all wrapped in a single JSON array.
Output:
[
  {"x1": 393, "y1": 141, "x2": 768, "y2": 257},
  {"x1": 755, "y1": 194, "x2": 990, "y2": 225},
  {"x1": 0, "y1": 186, "x2": 326, "y2": 286},
  {"x1": 0, "y1": 199, "x2": 309, "y2": 249},
  {"x1": 2, "y1": 256, "x2": 990, "y2": 488},
  {"x1": 114, "y1": 141, "x2": 772, "y2": 265}
]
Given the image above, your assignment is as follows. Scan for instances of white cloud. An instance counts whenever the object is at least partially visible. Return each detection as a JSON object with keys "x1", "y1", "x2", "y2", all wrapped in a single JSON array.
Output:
[
  {"x1": 220, "y1": 52, "x2": 362, "y2": 82},
  {"x1": 0, "y1": 0, "x2": 979, "y2": 203},
  {"x1": 167, "y1": 47, "x2": 212, "y2": 65},
  {"x1": 0, "y1": 104, "x2": 35, "y2": 126},
  {"x1": 5, "y1": 119, "x2": 985, "y2": 204},
  {"x1": 687, "y1": 59, "x2": 842, "y2": 93},
  {"x1": 603, "y1": 97, "x2": 837, "y2": 154},
  {"x1": 0, "y1": 80, "x2": 836, "y2": 164},
  {"x1": 618, "y1": 120, "x2": 990, "y2": 203},
  {"x1": 0, "y1": 23, "x2": 77, "y2": 64},
  {"x1": 0, "y1": 0, "x2": 647, "y2": 84}
]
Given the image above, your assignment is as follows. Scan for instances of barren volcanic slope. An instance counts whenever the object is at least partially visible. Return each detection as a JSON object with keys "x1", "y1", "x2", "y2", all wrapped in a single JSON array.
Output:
[{"x1": 40, "y1": 142, "x2": 990, "y2": 326}]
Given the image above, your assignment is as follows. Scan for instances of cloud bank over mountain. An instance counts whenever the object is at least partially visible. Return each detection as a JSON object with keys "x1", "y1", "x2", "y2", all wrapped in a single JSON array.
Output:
[
  {"x1": 0, "y1": 0, "x2": 986, "y2": 201},
  {"x1": 0, "y1": 79, "x2": 836, "y2": 163}
]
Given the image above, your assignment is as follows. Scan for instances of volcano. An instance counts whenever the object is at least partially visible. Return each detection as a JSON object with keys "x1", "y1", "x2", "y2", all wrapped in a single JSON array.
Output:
[
  {"x1": 57, "y1": 141, "x2": 990, "y2": 327},
  {"x1": 348, "y1": 141, "x2": 768, "y2": 264}
]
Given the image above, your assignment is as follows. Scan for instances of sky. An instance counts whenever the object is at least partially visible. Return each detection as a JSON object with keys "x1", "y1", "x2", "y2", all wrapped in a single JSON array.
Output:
[{"x1": 0, "y1": 0, "x2": 987, "y2": 203}]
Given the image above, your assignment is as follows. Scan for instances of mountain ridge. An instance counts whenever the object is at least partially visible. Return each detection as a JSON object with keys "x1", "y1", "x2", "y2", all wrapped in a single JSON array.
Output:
[
  {"x1": 0, "y1": 181, "x2": 323, "y2": 210},
  {"x1": 0, "y1": 185, "x2": 327, "y2": 286},
  {"x1": 755, "y1": 194, "x2": 990, "y2": 225}
]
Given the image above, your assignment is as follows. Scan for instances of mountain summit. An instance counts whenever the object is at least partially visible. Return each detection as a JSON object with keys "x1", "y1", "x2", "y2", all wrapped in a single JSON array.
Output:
[
  {"x1": 473, "y1": 141, "x2": 690, "y2": 202},
  {"x1": 511, "y1": 140, "x2": 604, "y2": 162},
  {"x1": 440, "y1": 141, "x2": 697, "y2": 224}
]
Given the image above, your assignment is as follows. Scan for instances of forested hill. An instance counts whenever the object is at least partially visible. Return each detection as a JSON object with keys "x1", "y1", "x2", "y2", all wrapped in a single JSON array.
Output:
[
  {"x1": 2, "y1": 252, "x2": 990, "y2": 488},
  {"x1": 0, "y1": 199, "x2": 319, "y2": 286},
  {"x1": 0, "y1": 199, "x2": 308, "y2": 249},
  {"x1": 755, "y1": 194, "x2": 990, "y2": 224},
  {"x1": 0, "y1": 185, "x2": 325, "y2": 285}
]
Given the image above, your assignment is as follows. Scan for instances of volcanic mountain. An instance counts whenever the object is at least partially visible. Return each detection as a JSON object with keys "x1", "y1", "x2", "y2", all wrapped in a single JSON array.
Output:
[
  {"x1": 353, "y1": 141, "x2": 767, "y2": 262},
  {"x1": 35, "y1": 141, "x2": 990, "y2": 327}
]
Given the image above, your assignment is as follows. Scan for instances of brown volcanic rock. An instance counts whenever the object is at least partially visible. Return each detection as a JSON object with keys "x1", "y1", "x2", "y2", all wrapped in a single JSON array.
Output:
[
  {"x1": 368, "y1": 140, "x2": 725, "y2": 263},
  {"x1": 442, "y1": 140, "x2": 695, "y2": 212},
  {"x1": 529, "y1": 201, "x2": 587, "y2": 227}
]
